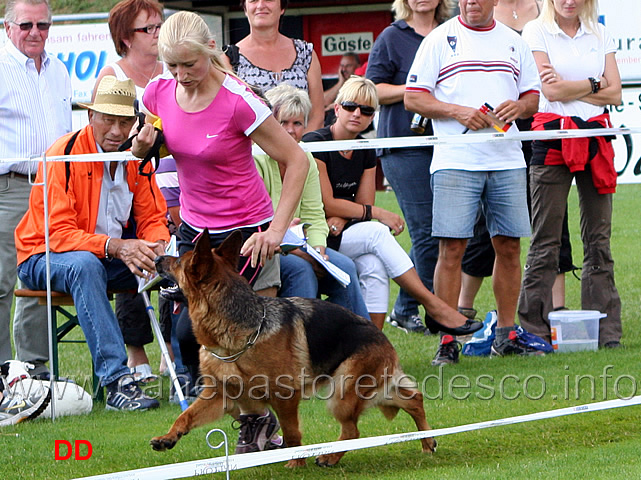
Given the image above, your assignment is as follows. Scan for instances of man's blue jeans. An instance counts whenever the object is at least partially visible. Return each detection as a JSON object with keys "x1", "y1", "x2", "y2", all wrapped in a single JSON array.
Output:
[
  {"x1": 279, "y1": 248, "x2": 370, "y2": 320},
  {"x1": 18, "y1": 251, "x2": 134, "y2": 386},
  {"x1": 380, "y1": 148, "x2": 439, "y2": 318}
]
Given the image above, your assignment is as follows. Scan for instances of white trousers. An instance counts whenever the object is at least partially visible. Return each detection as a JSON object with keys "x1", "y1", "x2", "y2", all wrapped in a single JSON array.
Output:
[{"x1": 338, "y1": 221, "x2": 413, "y2": 313}]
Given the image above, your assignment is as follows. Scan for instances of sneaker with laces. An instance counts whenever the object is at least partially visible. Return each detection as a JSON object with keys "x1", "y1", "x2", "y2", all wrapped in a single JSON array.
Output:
[
  {"x1": 431, "y1": 335, "x2": 461, "y2": 366},
  {"x1": 0, "y1": 379, "x2": 51, "y2": 426},
  {"x1": 491, "y1": 330, "x2": 546, "y2": 357},
  {"x1": 233, "y1": 409, "x2": 285, "y2": 454},
  {"x1": 385, "y1": 311, "x2": 426, "y2": 334},
  {"x1": 106, "y1": 376, "x2": 159, "y2": 411}
]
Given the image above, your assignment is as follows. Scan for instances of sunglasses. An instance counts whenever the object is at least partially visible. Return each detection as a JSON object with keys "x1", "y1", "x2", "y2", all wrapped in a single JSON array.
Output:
[
  {"x1": 340, "y1": 101, "x2": 375, "y2": 117},
  {"x1": 11, "y1": 21, "x2": 51, "y2": 31},
  {"x1": 132, "y1": 23, "x2": 163, "y2": 35}
]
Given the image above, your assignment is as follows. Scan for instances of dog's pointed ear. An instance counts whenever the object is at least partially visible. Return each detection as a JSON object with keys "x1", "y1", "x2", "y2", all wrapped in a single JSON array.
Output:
[
  {"x1": 192, "y1": 228, "x2": 213, "y2": 267},
  {"x1": 215, "y1": 230, "x2": 243, "y2": 269}
]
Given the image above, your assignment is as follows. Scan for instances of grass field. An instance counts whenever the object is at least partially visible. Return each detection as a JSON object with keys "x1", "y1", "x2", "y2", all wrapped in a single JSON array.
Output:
[{"x1": 5, "y1": 184, "x2": 641, "y2": 480}]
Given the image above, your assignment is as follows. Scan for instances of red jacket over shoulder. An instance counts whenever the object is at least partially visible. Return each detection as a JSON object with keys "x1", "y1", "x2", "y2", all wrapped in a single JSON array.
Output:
[{"x1": 531, "y1": 112, "x2": 617, "y2": 194}]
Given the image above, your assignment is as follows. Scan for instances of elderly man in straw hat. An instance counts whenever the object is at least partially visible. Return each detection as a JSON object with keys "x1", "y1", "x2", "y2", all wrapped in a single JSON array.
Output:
[{"x1": 14, "y1": 75, "x2": 169, "y2": 411}]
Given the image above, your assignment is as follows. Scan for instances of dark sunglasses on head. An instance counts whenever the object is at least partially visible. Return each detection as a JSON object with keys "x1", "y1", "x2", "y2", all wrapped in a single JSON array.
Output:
[
  {"x1": 340, "y1": 101, "x2": 375, "y2": 117},
  {"x1": 132, "y1": 23, "x2": 163, "y2": 35},
  {"x1": 12, "y1": 21, "x2": 51, "y2": 31}
]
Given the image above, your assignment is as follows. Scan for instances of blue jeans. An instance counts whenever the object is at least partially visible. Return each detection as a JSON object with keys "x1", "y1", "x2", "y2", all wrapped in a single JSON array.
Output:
[
  {"x1": 279, "y1": 248, "x2": 370, "y2": 320},
  {"x1": 380, "y1": 148, "x2": 439, "y2": 318},
  {"x1": 17, "y1": 252, "x2": 134, "y2": 386}
]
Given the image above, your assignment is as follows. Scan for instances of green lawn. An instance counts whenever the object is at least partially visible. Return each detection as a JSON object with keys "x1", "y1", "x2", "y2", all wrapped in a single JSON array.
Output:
[{"x1": 5, "y1": 184, "x2": 641, "y2": 480}]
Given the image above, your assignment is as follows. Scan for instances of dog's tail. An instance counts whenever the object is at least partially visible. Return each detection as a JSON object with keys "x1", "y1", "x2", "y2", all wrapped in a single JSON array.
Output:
[{"x1": 376, "y1": 367, "x2": 419, "y2": 421}]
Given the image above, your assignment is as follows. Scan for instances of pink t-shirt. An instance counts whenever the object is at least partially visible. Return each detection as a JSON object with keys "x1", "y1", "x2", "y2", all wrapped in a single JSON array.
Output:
[{"x1": 142, "y1": 73, "x2": 274, "y2": 231}]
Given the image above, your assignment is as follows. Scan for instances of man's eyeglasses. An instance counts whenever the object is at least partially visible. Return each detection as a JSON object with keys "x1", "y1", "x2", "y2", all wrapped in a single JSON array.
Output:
[
  {"x1": 11, "y1": 21, "x2": 51, "y2": 31},
  {"x1": 132, "y1": 23, "x2": 163, "y2": 35},
  {"x1": 340, "y1": 101, "x2": 375, "y2": 117}
]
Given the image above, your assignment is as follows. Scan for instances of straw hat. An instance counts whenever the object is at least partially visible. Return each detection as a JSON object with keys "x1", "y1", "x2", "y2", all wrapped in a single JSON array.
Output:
[{"x1": 77, "y1": 76, "x2": 136, "y2": 117}]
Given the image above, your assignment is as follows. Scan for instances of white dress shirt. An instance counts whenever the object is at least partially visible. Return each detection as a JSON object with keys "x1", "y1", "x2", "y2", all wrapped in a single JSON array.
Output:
[{"x1": 0, "y1": 40, "x2": 72, "y2": 175}]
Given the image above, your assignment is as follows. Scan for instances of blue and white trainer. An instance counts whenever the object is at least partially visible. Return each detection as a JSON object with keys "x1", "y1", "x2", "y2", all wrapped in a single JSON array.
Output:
[{"x1": 106, "y1": 376, "x2": 159, "y2": 411}]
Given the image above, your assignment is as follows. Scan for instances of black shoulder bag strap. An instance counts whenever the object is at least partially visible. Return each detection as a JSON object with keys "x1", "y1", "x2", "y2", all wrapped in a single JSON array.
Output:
[{"x1": 63, "y1": 130, "x2": 82, "y2": 193}]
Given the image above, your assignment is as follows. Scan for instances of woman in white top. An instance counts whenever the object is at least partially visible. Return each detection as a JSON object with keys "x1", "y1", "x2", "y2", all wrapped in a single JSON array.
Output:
[
  {"x1": 518, "y1": 0, "x2": 623, "y2": 348},
  {"x1": 95, "y1": 0, "x2": 164, "y2": 99}
]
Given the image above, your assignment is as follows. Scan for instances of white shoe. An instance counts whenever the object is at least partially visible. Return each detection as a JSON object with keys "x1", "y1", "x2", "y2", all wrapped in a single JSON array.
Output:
[{"x1": 0, "y1": 361, "x2": 51, "y2": 426}]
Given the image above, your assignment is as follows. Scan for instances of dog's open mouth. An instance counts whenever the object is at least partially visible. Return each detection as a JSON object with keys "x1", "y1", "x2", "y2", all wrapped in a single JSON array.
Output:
[
  {"x1": 159, "y1": 283, "x2": 187, "y2": 303},
  {"x1": 155, "y1": 256, "x2": 188, "y2": 303}
]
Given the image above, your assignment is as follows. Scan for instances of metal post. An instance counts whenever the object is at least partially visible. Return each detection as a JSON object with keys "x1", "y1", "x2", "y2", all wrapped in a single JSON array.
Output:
[
  {"x1": 206, "y1": 428, "x2": 230, "y2": 480},
  {"x1": 39, "y1": 152, "x2": 56, "y2": 421},
  {"x1": 139, "y1": 287, "x2": 189, "y2": 411}
]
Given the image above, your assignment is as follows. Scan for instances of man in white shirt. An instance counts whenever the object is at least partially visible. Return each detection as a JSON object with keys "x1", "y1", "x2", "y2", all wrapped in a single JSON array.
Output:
[
  {"x1": 405, "y1": 0, "x2": 540, "y2": 358},
  {"x1": 0, "y1": 0, "x2": 71, "y2": 371}
]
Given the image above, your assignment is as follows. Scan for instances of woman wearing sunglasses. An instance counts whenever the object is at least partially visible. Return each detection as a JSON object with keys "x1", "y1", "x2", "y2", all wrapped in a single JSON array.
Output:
[{"x1": 302, "y1": 76, "x2": 481, "y2": 336}]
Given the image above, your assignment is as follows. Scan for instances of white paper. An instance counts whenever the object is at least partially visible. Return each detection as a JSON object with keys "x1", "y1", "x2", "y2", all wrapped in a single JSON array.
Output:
[{"x1": 284, "y1": 224, "x2": 351, "y2": 287}]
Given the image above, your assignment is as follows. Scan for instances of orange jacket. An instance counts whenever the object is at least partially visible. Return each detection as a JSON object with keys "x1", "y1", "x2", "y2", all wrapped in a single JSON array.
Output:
[{"x1": 15, "y1": 125, "x2": 169, "y2": 265}]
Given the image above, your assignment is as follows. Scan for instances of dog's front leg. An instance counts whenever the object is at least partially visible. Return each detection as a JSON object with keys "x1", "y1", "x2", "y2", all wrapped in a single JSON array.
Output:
[
  {"x1": 270, "y1": 396, "x2": 306, "y2": 468},
  {"x1": 150, "y1": 391, "x2": 227, "y2": 451}
]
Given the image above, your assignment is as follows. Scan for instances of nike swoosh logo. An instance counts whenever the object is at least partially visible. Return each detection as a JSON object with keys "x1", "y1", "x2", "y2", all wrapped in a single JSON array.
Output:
[
  {"x1": 7, "y1": 401, "x2": 27, "y2": 412},
  {"x1": 206, "y1": 134, "x2": 218, "y2": 139}
]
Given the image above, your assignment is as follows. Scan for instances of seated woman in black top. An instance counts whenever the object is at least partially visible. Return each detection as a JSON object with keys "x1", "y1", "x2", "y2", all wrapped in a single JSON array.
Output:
[{"x1": 302, "y1": 76, "x2": 481, "y2": 336}]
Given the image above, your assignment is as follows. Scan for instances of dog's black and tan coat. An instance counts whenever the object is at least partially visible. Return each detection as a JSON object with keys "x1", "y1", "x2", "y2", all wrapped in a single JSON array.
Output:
[{"x1": 152, "y1": 230, "x2": 435, "y2": 467}]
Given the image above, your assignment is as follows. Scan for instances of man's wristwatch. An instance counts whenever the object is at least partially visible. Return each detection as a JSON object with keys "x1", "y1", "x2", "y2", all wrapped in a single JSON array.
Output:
[{"x1": 589, "y1": 77, "x2": 601, "y2": 94}]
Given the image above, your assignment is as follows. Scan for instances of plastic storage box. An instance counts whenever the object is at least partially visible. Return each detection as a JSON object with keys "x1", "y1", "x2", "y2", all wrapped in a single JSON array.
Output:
[{"x1": 549, "y1": 310, "x2": 605, "y2": 353}]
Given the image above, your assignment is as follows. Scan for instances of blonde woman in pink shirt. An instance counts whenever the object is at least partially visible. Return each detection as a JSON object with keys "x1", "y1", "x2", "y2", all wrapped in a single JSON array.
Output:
[{"x1": 133, "y1": 11, "x2": 308, "y2": 453}]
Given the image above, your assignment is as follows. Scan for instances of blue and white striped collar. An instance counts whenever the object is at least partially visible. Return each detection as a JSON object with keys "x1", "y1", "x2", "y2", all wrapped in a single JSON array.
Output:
[{"x1": 3, "y1": 38, "x2": 50, "y2": 71}]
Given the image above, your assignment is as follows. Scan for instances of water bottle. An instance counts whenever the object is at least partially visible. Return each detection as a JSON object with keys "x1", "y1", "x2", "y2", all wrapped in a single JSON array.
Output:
[{"x1": 410, "y1": 113, "x2": 428, "y2": 134}]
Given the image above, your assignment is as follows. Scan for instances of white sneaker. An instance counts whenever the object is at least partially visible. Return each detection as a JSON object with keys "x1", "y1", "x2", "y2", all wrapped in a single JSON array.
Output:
[{"x1": 0, "y1": 361, "x2": 51, "y2": 426}]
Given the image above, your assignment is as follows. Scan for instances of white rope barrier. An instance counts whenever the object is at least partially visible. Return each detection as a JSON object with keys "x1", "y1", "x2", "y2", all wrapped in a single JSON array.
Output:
[
  {"x1": 11, "y1": 124, "x2": 639, "y2": 477},
  {"x1": 4, "y1": 127, "x2": 641, "y2": 165},
  {"x1": 72, "y1": 394, "x2": 641, "y2": 480}
]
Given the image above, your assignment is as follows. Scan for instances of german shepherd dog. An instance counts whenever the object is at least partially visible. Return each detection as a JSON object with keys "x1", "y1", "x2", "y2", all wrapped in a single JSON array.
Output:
[{"x1": 151, "y1": 230, "x2": 436, "y2": 467}]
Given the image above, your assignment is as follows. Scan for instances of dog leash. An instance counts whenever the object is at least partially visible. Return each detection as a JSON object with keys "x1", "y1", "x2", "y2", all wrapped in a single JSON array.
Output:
[{"x1": 202, "y1": 307, "x2": 266, "y2": 363}]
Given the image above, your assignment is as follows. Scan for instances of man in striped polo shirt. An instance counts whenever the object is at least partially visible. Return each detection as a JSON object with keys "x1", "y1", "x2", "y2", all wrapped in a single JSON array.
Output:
[{"x1": 405, "y1": 0, "x2": 540, "y2": 358}]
